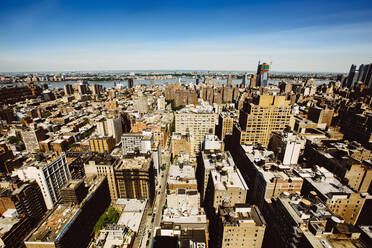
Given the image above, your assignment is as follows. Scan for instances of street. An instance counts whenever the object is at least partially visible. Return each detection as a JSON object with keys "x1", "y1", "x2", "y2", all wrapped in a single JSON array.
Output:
[{"x1": 138, "y1": 150, "x2": 171, "y2": 248}]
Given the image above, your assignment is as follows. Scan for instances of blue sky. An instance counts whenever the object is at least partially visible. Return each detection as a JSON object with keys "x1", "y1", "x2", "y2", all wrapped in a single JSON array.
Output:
[{"x1": 1, "y1": 0, "x2": 372, "y2": 72}]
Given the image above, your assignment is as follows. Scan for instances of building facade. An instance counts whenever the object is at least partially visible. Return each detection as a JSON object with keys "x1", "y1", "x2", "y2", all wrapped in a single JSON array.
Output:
[
  {"x1": 14, "y1": 154, "x2": 72, "y2": 209},
  {"x1": 234, "y1": 95, "x2": 292, "y2": 147}
]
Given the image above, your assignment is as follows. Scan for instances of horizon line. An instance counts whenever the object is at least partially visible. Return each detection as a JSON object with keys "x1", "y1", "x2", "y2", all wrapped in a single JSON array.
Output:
[{"x1": 0, "y1": 69, "x2": 346, "y2": 74}]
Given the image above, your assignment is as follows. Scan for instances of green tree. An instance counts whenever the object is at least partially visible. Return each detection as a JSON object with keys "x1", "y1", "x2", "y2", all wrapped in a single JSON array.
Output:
[{"x1": 94, "y1": 206, "x2": 120, "y2": 233}]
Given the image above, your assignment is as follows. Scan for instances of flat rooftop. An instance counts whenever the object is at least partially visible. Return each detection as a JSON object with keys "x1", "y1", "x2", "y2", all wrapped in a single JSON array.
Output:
[
  {"x1": 220, "y1": 205, "x2": 266, "y2": 227},
  {"x1": 26, "y1": 177, "x2": 105, "y2": 243},
  {"x1": 305, "y1": 175, "x2": 354, "y2": 200},
  {"x1": 163, "y1": 208, "x2": 207, "y2": 225},
  {"x1": 114, "y1": 156, "x2": 151, "y2": 170},
  {"x1": 0, "y1": 217, "x2": 20, "y2": 237},
  {"x1": 115, "y1": 198, "x2": 147, "y2": 233},
  {"x1": 27, "y1": 203, "x2": 80, "y2": 242},
  {"x1": 61, "y1": 179, "x2": 83, "y2": 191},
  {"x1": 201, "y1": 150, "x2": 235, "y2": 171},
  {"x1": 168, "y1": 165, "x2": 195, "y2": 179},
  {"x1": 211, "y1": 166, "x2": 248, "y2": 191}
]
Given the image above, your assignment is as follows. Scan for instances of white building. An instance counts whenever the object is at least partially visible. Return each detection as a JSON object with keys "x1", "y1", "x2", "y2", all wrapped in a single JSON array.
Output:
[
  {"x1": 270, "y1": 132, "x2": 306, "y2": 165},
  {"x1": 135, "y1": 95, "x2": 148, "y2": 114},
  {"x1": 107, "y1": 117, "x2": 123, "y2": 144},
  {"x1": 22, "y1": 130, "x2": 40, "y2": 153},
  {"x1": 97, "y1": 117, "x2": 123, "y2": 144},
  {"x1": 157, "y1": 96, "x2": 166, "y2": 110},
  {"x1": 121, "y1": 133, "x2": 153, "y2": 155},
  {"x1": 202, "y1": 134, "x2": 224, "y2": 151},
  {"x1": 14, "y1": 153, "x2": 71, "y2": 209},
  {"x1": 152, "y1": 143, "x2": 162, "y2": 177},
  {"x1": 167, "y1": 189, "x2": 200, "y2": 209},
  {"x1": 175, "y1": 106, "x2": 217, "y2": 154}
]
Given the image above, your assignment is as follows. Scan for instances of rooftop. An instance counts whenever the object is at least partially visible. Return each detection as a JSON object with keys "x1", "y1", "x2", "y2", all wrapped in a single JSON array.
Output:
[
  {"x1": 115, "y1": 198, "x2": 147, "y2": 233},
  {"x1": 60, "y1": 179, "x2": 83, "y2": 191},
  {"x1": 163, "y1": 208, "x2": 207, "y2": 225},
  {"x1": 0, "y1": 216, "x2": 20, "y2": 237},
  {"x1": 27, "y1": 203, "x2": 80, "y2": 242},
  {"x1": 168, "y1": 165, "x2": 195, "y2": 179},
  {"x1": 303, "y1": 166, "x2": 355, "y2": 199},
  {"x1": 219, "y1": 205, "x2": 266, "y2": 227},
  {"x1": 26, "y1": 176, "x2": 105, "y2": 243},
  {"x1": 211, "y1": 166, "x2": 248, "y2": 191},
  {"x1": 114, "y1": 156, "x2": 151, "y2": 170}
]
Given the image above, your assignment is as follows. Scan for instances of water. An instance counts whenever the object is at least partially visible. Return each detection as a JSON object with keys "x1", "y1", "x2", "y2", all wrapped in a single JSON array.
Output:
[
  {"x1": 41, "y1": 78, "x2": 244, "y2": 89},
  {"x1": 32, "y1": 77, "x2": 328, "y2": 89}
]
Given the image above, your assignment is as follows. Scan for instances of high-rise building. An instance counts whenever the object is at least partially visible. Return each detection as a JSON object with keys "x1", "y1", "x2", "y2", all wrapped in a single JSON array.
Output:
[
  {"x1": 364, "y1": 63, "x2": 372, "y2": 88},
  {"x1": 89, "y1": 136, "x2": 115, "y2": 153},
  {"x1": 114, "y1": 156, "x2": 155, "y2": 202},
  {"x1": 301, "y1": 166, "x2": 368, "y2": 225},
  {"x1": 264, "y1": 192, "x2": 369, "y2": 248},
  {"x1": 345, "y1": 63, "x2": 372, "y2": 88},
  {"x1": 345, "y1": 64, "x2": 357, "y2": 88},
  {"x1": 14, "y1": 153, "x2": 72, "y2": 209},
  {"x1": 269, "y1": 132, "x2": 306, "y2": 165},
  {"x1": 0, "y1": 213, "x2": 33, "y2": 248},
  {"x1": 307, "y1": 106, "x2": 334, "y2": 127},
  {"x1": 227, "y1": 74, "x2": 232, "y2": 86},
  {"x1": 222, "y1": 86, "x2": 233, "y2": 103},
  {"x1": 63, "y1": 84, "x2": 73, "y2": 95},
  {"x1": 304, "y1": 141, "x2": 372, "y2": 193},
  {"x1": 84, "y1": 153, "x2": 118, "y2": 201},
  {"x1": 135, "y1": 95, "x2": 149, "y2": 114},
  {"x1": 216, "y1": 112, "x2": 236, "y2": 141},
  {"x1": 242, "y1": 73, "x2": 248, "y2": 87},
  {"x1": 91, "y1": 84, "x2": 103, "y2": 95},
  {"x1": 107, "y1": 117, "x2": 123, "y2": 144},
  {"x1": 214, "y1": 205, "x2": 266, "y2": 248},
  {"x1": 201, "y1": 150, "x2": 248, "y2": 208},
  {"x1": 128, "y1": 78, "x2": 134, "y2": 88},
  {"x1": 24, "y1": 177, "x2": 110, "y2": 248},
  {"x1": 60, "y1": 179, "x2": 88, "y2": 204},
  {"x1": 11, "y1": 180, "x2": 47, "y2": 222},
  {"x1": 22, "y1": 128, "x2": 47, "y2": 153},
  {"x1": 157, "y1": 96, "x2": 166, "y2": 110},
  {"x1": 121, "y1": 133, "x2": 153, "y2": 155},
  {"x1": 250, "y1": 74, "x2": 257, "y2": 88},
  {"x1": 152, "y1": 143, "x2": 162, "y2": 178},
  {"x1": 256, "y1": 61, "x2": 270, "y2": 87},
  {"x1": 75, "y1": 82, "x2": 88, "y2": 95},
  {"x1": 234, "y1": 95, "x2": 292, "y2": 147},
  {"x1": 171, "y1": 132, "x2": 191, "y2": 157},
  {"x1": 232, "y1": 145, "x2": 303, "y2": 208},
  {"x1": 175, "y1": 106, "x2": 217, "y2": 154}
]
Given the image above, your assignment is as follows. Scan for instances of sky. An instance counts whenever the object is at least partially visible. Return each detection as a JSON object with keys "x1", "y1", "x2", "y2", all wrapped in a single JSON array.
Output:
[{"x1": 0, "y1": 0, "x2": 372, "y2": 73}]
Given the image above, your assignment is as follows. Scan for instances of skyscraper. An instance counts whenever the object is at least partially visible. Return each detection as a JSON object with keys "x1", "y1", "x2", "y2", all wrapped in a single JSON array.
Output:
[
  {"x1": 227, "y1": 74, "x2": 232, "y2": 86},
  {"x1": 363, "y1": 63, "x2": 372, "y2": 88},
  {"x1": 64, "y1": 84, "x2": 73, "y2": 95},
  {"x1": 242, "y1": 73, "x2": 248, "y2": 88},
  {"x1": 128, "y1": 78, "x2": 134, "y2": 88},
  {"x1": 345, "y1": 64, "x2": 357, "y2": 88},
  {"x1": 256, "y1": 61, "x2": 270, "y2": 87}
]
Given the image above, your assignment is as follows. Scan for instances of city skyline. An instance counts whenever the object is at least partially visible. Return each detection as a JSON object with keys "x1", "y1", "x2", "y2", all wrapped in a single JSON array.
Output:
[{"x1": 1, "y1": 0, "x2": 372, "y2": 72}]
